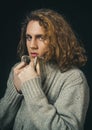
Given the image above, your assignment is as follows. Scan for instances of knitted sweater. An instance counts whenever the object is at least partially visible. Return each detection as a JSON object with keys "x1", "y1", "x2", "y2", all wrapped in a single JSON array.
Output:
[{"x1": 0, "y1": 62, "x2": 89, "y2": 130}]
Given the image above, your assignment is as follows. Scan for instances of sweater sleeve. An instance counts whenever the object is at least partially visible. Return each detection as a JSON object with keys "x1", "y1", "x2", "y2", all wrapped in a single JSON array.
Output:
[
  {"x1": 21, "y1": 70, "x2": 89, "y2": 130},
  {"x1": 0, "y1": 67, "x2": 23, "y2": 129}
]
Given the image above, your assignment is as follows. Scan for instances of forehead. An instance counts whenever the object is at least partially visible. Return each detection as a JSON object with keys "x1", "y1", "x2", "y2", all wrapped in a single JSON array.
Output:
[{"x1": 26, "y1": 20, "x2": 45, "y2": 34}]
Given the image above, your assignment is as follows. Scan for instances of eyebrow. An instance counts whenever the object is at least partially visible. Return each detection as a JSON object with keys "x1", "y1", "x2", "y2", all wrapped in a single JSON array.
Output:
[{"x1": 26, "y1": 33, "x2": 44, "y2": 37}]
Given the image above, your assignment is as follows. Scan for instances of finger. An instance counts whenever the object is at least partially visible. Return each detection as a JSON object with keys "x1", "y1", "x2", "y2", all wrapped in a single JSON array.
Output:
[
  {"x1": 15, "y1": 61, "x2": 26, "y2": 70},
  {"x1": 36, "y1": 62, "x2": 40, "y2": 75},
  {"x1": 34, "y1": 57, "x2": 38, "y2": 71},
  {"x1": 14, "y1": 68, "x2": 24, "y2": 75}
]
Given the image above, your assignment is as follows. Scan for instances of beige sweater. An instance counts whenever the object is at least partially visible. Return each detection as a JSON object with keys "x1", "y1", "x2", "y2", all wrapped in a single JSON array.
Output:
[{"x1": 0, "y1": 62, "x2": 89, "y2": 130}]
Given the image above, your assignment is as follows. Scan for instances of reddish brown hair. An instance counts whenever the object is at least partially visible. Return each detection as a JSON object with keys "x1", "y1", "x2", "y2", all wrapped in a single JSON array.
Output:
[{"x1": 17, "y1": 8, "x2": 87, "y2": 72}]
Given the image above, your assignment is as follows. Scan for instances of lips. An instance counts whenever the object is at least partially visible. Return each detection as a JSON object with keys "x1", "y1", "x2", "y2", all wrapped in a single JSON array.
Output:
[{"x1": 31, "y1": 53, "x2": 38, "y2": 57}]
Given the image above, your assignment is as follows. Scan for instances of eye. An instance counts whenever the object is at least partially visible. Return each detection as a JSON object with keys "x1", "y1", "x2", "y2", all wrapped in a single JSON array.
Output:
[
  {"x1": 39, "y1": 36, "x2": 44, "y2": 41},
  {"x1": 26, "y1": 35, "x2": 32, "y2": 41},
  {"x1": 37, "y1": 35, "x2": 45, "y2": 41}
]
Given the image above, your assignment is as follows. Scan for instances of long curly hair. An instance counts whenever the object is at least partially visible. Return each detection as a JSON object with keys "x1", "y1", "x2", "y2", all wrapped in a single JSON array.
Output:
[{"x1": 17, "y1": 8, "x2": 87, "y2": 72}]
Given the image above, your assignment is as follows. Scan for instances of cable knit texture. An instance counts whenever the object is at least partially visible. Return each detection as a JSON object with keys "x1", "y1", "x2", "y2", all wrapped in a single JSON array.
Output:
[{"x1": 0, "y1": 62, "x2": 89, "y2": 130}]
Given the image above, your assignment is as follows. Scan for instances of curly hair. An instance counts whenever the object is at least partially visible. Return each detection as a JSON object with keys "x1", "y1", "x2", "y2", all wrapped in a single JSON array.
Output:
[{"x1": 17, "y1": 8, "x2": 87, "y2": 72}]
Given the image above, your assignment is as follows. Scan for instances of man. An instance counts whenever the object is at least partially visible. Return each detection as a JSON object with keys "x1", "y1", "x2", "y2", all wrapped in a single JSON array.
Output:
[{"x1": 0, "y1": 9, "x2": 89, "y2": 130}]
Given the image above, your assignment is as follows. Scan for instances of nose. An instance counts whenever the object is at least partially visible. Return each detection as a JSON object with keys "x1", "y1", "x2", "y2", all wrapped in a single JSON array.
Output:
[{"x1": 30, "y1": 39, "x2": 38, "y2": 49}]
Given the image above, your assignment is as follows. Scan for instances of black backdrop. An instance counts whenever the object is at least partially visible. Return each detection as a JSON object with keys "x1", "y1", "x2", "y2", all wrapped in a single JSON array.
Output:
[{"x1": 0, "y1": 0, "x2": 92, "y2": 130}]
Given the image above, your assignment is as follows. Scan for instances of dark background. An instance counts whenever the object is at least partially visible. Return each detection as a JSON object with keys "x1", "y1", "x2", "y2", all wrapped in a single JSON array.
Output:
[{"x1": 0, "y1": 0, "x2": 91, "y2": 130}]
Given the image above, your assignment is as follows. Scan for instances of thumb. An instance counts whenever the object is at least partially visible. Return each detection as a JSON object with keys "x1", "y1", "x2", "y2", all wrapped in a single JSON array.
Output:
[{"x1": 36, "y1": 62, "x2": 40, "y2": 75}]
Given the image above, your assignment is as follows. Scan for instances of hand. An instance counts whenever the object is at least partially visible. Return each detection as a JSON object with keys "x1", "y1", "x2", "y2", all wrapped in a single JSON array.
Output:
[{"x1": 13, "y1": 60, "x2": 40, "y2": 93}]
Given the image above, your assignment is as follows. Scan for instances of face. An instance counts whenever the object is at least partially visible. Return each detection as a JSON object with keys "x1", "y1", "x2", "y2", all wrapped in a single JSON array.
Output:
[{"x1": 26, "y1": 20, "x2": 49, "y2": 61}]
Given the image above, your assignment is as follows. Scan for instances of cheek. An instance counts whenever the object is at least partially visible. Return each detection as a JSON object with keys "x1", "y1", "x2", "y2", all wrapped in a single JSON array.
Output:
[
  {"x1": 44, "y1": 46, "x2": 49, "y2": 52},
  {"x1": 43, "y1": 42, "x2": 50, "y2": 52},
  {"x1": 39, "y1": 41, "x2": 49, "y2": 50},
  {"x1": 40, "y1": 45, "x2": 49, "y2": 55}
]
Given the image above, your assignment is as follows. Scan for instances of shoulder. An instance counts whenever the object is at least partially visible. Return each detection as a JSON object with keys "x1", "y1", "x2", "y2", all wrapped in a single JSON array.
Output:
[
  {"x1": 61, "y1": 67, "x2": 86, "y2": 80},
  {"x1": 59, "y1": 67, "x2": 89, "y2": 89},
  {"x1": 47, "y1": 63, "x2": 87, "y2": 85}
]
